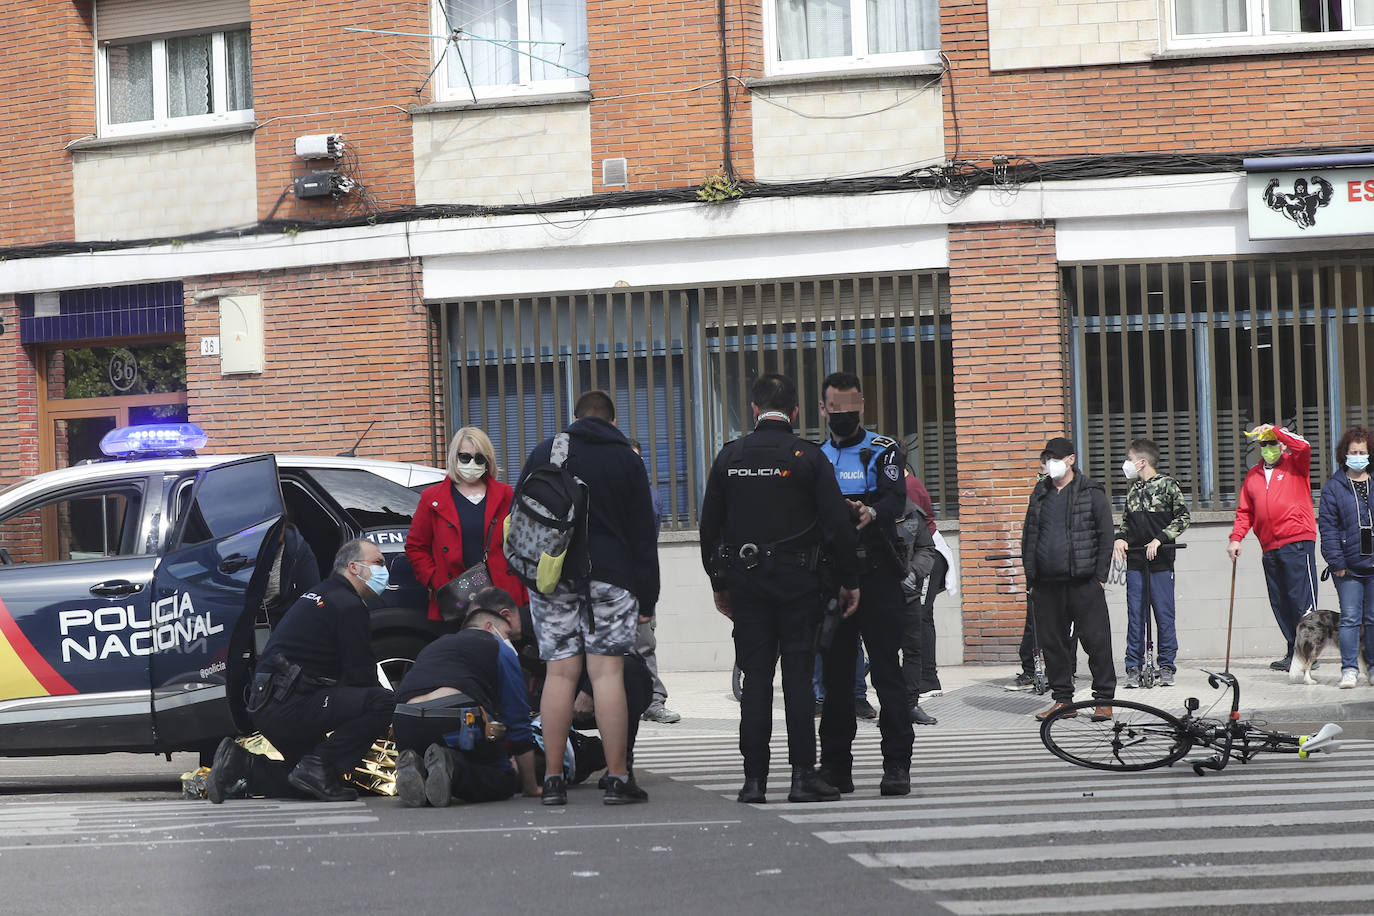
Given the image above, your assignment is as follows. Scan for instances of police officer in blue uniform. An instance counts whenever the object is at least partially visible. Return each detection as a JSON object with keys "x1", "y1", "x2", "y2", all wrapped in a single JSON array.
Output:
[
  {"x1": 700, "y1": 373, "x2": 861, "y2": 804},
  {"x1": 817, "y1": 371, "x2": 926, "y2": 799}
]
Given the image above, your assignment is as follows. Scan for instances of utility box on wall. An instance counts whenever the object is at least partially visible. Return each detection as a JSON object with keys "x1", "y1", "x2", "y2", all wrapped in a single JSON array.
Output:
[{"x1": 219, "y1": 294, "x2": 264, "y2": 374}]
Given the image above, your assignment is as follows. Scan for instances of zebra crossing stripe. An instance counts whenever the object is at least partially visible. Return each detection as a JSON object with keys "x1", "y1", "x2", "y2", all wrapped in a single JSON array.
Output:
[
  {"x1": 937, "y1": 885, "x2": 1374, "y2": 915},
  {"x1": 895, "y1": 857, "x2": 1374, "y2": 892},
  {"x1": 850, "y1": 832, "x2": 1374, "y2": 868}
]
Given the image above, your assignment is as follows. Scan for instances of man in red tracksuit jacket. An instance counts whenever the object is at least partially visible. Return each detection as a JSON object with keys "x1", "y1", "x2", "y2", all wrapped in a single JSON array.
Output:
[{"x1": 1227, "y1": 424, "x2": 1319, "y2": 670}]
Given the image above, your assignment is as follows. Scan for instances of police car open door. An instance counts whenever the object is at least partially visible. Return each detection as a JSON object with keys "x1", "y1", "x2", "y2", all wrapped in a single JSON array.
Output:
[{"x1": 151, "y1": 455, "x2": 283, "y2": 752}]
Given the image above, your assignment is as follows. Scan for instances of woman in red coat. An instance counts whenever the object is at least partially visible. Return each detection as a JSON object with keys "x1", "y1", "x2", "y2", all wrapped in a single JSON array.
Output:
[{"x1": 406, "y1": 426, "x2": 527, "y2": 621}]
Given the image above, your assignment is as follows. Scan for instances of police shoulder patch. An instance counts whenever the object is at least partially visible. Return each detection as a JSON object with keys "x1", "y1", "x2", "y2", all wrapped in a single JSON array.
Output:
[
  {"x1": 884, "y1": 464, "x2": 901, "y2": 481},
  {"x1": 870, "y1": 435, "x2": 897, "y2": 450}
]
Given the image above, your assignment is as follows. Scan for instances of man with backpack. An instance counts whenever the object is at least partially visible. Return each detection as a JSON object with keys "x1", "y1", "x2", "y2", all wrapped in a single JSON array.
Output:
[{"x1": 509, "y1": 390, "x2": 660, "y2": 806}]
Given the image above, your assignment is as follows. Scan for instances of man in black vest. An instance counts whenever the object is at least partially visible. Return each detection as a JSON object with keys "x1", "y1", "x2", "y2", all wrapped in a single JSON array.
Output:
[
  {"x1": 391, "y1": 609, "x2": 539, "y2": 807},
  {"x1": 699, "y1": 373, "x2": 860, "y2": 804},
  {"x1": 1021, "y1": 437, "x2": 1116, "y2": 721}
]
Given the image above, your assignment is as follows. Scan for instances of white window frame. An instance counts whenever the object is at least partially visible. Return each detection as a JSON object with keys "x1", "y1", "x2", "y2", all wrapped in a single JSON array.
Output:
[
  {"x1": 762, "y1": 0, "x2": 941, "y2": 78},
  {"x1": 1167, "y1": 0, "x2": 1374, "y2": 50},
  {"x1": 431, "y1": 1, "x2": 589, "y2": 103},
  {"x1": 97, "y1": 28, "x2": 253, "y2": 138}
]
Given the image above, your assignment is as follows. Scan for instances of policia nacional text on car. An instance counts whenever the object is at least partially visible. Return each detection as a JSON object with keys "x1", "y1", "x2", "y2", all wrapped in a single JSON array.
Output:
[
  {"x1": 816, "y1": 371, "x2": 925, "y2": 799},
  {"x1": 699, "y1": 373, "x2": 861, "y2": 804},
  {"x1": 207, "y1": 539, "x2": 395, "y2": 803}
]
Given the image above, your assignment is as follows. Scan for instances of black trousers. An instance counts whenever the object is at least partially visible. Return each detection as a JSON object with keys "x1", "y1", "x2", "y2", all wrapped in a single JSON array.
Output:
[
  {"x1": 248, "y1": 683, "x2": 395, "y2": 797},
  {"x1": 820, "y1": 572, "x2": 914, "y2": 771},
  {"x1": 1032, "y1": 579, "x2": 1116, "y2": 703},
  {"x1": 730, "y1": 585, "x2": 823, "y2": 778},
  {"x1": 900, "y1": 552, "x2": 947, "y2": 701},
  {"x1": 392, "y1": 713, "x2": 517, "y2": 803}
]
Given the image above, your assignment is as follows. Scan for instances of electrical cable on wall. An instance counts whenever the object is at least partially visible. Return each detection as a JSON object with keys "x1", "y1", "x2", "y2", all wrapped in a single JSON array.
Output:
[{"x1": 6, "y1": 143, "x2": 1372, "y2": 262}]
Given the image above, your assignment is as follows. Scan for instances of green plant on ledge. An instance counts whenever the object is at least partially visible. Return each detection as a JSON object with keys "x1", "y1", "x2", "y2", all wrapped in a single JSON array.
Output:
[{"x1": 697, "y1": 172, "x2": 743, "y2": 203}]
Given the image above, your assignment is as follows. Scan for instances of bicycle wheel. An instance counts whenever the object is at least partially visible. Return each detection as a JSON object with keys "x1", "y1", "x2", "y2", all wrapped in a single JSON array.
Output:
[{"x1": 1041, "y1": 699, "x2": 1194, "y2": 772}]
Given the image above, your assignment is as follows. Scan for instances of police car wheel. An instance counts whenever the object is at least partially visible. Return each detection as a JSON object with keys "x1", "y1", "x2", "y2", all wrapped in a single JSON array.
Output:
[{"x1": 372, "y1": 634, "x2": 428, "y2": 690}]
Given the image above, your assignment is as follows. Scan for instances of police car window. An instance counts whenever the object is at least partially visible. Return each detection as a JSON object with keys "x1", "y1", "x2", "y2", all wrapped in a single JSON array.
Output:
[
  {"x1": 178, "y1": 458, "x2": 282, "y2": 545},
  {"x1": 302, "y1": 469, "x2": 422, "y2": 529},
  {"x1": 0, "y1": 484, "x2": 144, "y2": 564}
]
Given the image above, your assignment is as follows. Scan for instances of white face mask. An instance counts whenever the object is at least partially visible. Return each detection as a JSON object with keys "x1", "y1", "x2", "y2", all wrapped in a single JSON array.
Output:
[
  {"x1": 1122, "y1": 459, "x2": 1140, "y2": 481},
  {"x1": 454, "y1": 461, "x2": 485, "y2": 482},
  {"x1": 1044, "y1": 458, "x2": 1068, "y2": 480}
]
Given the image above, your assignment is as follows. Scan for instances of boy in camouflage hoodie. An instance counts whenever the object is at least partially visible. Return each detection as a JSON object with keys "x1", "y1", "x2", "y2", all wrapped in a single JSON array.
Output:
[{"x1": 1112, "y1": 439, "x2": 1191, "y2": 687}]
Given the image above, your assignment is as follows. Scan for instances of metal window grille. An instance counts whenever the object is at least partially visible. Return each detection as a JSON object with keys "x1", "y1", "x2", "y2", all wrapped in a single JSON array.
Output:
[
  {"x1": 1065, "y1": 256, "x2": 1374, "y2": 509},
  {"x1": 439, "y1": 271, "x2": 958, "y2": 529}
]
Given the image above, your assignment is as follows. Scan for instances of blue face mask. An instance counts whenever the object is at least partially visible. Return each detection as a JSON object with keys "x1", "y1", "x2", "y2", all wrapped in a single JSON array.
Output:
[
  {"x1": 359, "y1": 562, "x2": 389, "y2": 594},
  {"x1": 1348, "y1": 454, "x2": 1370, "y2": 472}
]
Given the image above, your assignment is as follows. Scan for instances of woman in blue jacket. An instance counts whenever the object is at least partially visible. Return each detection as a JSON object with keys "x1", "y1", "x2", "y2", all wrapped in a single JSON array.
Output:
[{"x1": 1318, "y1": 425, "x2": 1374, "y2": 688}]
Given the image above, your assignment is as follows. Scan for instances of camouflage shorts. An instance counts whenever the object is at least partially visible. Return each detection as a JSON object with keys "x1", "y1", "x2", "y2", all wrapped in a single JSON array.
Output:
[{"x1": 529, "y1": 580, "x2": 639, "y2": 661}]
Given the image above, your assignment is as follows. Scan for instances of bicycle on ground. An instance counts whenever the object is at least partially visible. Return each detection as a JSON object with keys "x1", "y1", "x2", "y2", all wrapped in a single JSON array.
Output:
[{"x1": 1039, "y1": 668, "x2": 1343, "y2": 776}]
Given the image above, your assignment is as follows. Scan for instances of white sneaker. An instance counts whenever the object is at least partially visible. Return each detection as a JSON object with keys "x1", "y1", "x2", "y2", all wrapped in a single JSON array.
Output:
[
  {"x1": 918, "y1": 688, "x2": 943, "y2": 700},
  {"x1": 1340, "y1": 670, "x2": 1358, "y2": 689}
]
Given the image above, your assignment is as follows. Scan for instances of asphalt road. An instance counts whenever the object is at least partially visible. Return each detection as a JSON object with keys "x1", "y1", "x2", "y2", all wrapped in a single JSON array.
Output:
[
  {"x1": 6, "y1": 718, "x2": 1374, "y2": 915},
  {"x1": 0, "y1": 748, "x2": 941, "y2": 916}
]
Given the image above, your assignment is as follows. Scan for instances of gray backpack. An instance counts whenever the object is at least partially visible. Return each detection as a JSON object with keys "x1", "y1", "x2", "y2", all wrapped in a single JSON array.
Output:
[{"x1": 504, "y1": 433, "x2": 590, "y2": 594}]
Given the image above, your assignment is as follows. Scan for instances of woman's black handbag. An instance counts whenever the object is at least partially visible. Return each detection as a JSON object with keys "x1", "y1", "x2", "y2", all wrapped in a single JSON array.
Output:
[{"x1": 434, "y1": 516, "x2": 499, "y2": 622}]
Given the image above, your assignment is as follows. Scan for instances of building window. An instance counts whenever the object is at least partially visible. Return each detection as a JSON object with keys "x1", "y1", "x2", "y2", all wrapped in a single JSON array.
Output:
[
  {"x1": 1066, "y1": 257, "x2": 1374, "y2": 511},
  {"x1": 100, "y1": 29, "x2": 252, "y2": 136},
  {"x1": 441, "y1": 272, "x2": 959, "y2": 531},
  {"x1": 766, "y1": 0, "x2": 940, "y2": 76},
  {"x1": 1170, "y1": 0, "x2": 1374, "y2": 48},
  {"x1": 435, "y1": 0, "x2": 588, "y2": 101}
]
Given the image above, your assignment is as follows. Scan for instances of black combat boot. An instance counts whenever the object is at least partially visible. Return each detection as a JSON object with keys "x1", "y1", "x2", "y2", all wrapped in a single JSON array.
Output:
[
  {"x1": 815, "y1": 764, "x2": 854, "y2": 794},
  {"x1": 788, "y1": 766, "x2": 840, "y2": 803},
  {"x1": 206, "y1": 737, "x2": 252, "y2": 804},
  {"x1": 879, "y1": 763, "x2": 911, "y2": 797},
  {"x1": 287, "y1": 755, "x2": 358, "y2": 802},
  {"x1": 737, "y1": 776, "x2": 767, "y2": 803}
]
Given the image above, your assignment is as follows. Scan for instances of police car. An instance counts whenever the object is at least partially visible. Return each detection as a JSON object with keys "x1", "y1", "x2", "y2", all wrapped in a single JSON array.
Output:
[{"x1": 0, "y1": 423, "x2": 446, "y2": 759}]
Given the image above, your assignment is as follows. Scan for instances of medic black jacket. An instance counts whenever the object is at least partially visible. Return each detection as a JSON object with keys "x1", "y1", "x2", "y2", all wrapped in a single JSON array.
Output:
[
  {"x1": 699, "y1": 417, "x2": 861, "y2": 590},
  {"x1": 261, "y1": 572, "x2": 380, "y2": 688}
]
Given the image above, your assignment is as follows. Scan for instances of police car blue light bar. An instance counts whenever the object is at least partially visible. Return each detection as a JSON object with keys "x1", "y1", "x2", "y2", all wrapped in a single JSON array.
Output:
[{"x1": 100, "y1": 423, "x2": 209, "y2": 457}]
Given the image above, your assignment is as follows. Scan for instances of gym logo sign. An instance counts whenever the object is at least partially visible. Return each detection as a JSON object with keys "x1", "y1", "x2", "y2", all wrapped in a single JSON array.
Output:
[{"x1": 1247, "y1": 163, "x2": 1374, "y2": 240}]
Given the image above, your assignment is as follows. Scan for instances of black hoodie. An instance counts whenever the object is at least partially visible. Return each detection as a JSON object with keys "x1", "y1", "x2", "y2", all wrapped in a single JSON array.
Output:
[{"x1": 518, "y1": 416, "x2": 661, "y2": 617}]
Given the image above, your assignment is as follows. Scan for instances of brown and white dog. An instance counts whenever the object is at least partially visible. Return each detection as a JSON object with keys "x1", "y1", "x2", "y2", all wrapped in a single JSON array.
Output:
[{"x1": 1290, "y1": 608, "x2": 1365, "y2": 685}]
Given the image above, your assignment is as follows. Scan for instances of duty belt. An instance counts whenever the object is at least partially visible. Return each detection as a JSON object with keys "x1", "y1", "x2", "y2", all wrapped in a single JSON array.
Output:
[
  {"x1": 393, "y1": 693, "x2": 483, "y2": 719},
  {"x1": 733, "y1": 543, "x2": 815, "y2": 571}
]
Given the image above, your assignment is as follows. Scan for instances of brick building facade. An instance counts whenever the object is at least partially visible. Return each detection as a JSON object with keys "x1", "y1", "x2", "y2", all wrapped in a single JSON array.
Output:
[{"x1": 3, "y1": 0, "x2": 1374, "y2": 669}]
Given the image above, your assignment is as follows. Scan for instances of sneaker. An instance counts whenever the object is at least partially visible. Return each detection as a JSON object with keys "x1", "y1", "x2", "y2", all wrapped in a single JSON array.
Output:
[
  {"x1": 855, "y1": 697, "x2": 878, "y2": 719},
  {"x1": 1341, "y1": 669, "x2": 1358, "y2": 689},
  {"x1": 542, "y1": 773, "x2": 567, "y2": 806},
  {"x1": 602, "y1": 774, "x2": 648, "y2": 805},
  {"x1": 1005, "y1": 672, "x2": 1036, "y2": 692},
  {"x1": 642, "y1": 703, "x2": 682, "y2": 724},
  {"x1": 918, "y1": 688, "x2": 943, "y2": 700},
  {"x1": 1270, "y1": 656, "x2": 1293, "y2": 671},
  {"x1": 1122, "y1": 667, "x2": 1140, "y2": 689},
  {"x1": 423, "y1": 744, "x2": 456, "y2": 808},
  {"x1": 394, "y1": 749, "x2": 428, "y2": 808},
  {"x1": 1159, "y1": 668, "x2": 1175, "y2": 687},
  {"x1": 206, "y1": 737, "x2": 252, "y2": 804}
]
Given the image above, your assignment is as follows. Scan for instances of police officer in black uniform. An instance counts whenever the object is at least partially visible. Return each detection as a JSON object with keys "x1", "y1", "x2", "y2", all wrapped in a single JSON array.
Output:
[
  {"x1": 699, "y1": 373, "x2": 861, "y2": 804},
  {"x1": 816, "y1": 371, "x2": 920, "y2": 799},
  {"x1": 206, "y1": 538, "x2": 395, "y2": 803}
]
